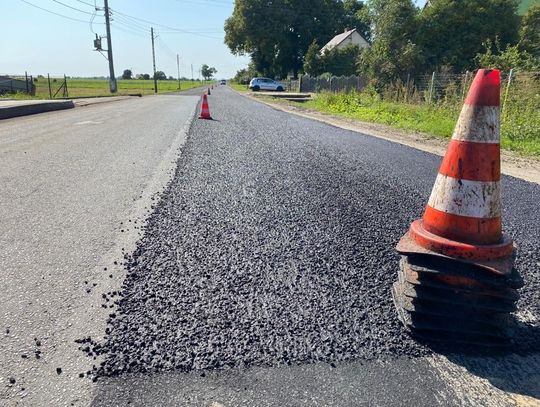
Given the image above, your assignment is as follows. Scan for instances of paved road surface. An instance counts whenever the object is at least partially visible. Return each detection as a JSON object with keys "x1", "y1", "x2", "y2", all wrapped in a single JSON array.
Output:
[
  {"x1": 2, "y1": 87, "x2": 540, "y2": 406},
  {"x1": 0, "y1": 94, "x2": 198, "y2": 406},
  {"x1": 94, "y1": 87, "x2": 538, "y2": 406}
]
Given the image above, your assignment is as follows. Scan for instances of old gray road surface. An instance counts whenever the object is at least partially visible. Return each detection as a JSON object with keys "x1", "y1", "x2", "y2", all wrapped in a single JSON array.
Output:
[
  {"x1": 93, "y1": 87, "x2": 539, "y2": 406},
  {"x1": 0, "y1": 94, "x2": 199, "y2": 406}
]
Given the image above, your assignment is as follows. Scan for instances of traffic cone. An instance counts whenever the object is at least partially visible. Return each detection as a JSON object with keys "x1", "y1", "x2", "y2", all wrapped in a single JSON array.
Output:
[
  {"x1": 208, "y1": 88, "x2": 211, "y2": 95},
  {"x1": 199, "y1": 93, "x2": 212, "y2": 120},
  {"x1": 392, "y1": 69, "x2": 522, "y2": 347}
]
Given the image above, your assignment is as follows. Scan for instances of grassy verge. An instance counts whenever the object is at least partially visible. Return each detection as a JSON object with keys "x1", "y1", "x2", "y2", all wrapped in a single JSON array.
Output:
[
  {"x1": 229, "y1": 81, "x2": 249, "y2": 92},
  {"x1": 1, "y1": 79, "x2": 212, "y2": 99},
  {"x1": 296, "y1": 91, "x2": 540, "y2": 157}
]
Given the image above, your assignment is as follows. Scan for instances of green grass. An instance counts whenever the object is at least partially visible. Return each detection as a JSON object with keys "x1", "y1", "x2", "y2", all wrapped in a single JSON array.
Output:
[
  {"x1": 305, "y1": 92, "x2": 458, "y2": 136},
  {"x1": 297, "y1": 89, "x2": 540, "y2": 157},
  {"x1": 228, "y1": 81, "x2": 249, "y2": 92},
  {"x1": 1, "y1": 78, "x2": 212, "y2": 99}
]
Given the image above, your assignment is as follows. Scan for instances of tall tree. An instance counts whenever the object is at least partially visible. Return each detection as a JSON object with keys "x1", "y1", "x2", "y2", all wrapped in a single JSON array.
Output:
[
  {"x1": 122, "y1": 69, "x2": 132, "y2": 80},
  {"x1": 416, "y1": 0, "x2": 520, "y2": 72},
  {"x1": 519, "y1": 4, "x2": 540, "y2": 57},
  {"x1": 201, "y1": 64, "x2": 218, "y2": 80},
  {"x1": 358, "y1": 0, "x2": 421, "y2": 85},
  {"x1": 224, "y1": 0, "x2": 347, "y2": 78},
  {"x1": 339, "y1": 0, "x2": 371, "y2": 41}
]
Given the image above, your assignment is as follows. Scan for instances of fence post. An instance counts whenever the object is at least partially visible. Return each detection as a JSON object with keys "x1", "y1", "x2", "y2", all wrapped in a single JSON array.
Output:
[
  {"x1": 502, "y1": 68, "x2": 513, "y2": 121},
  {"x1": 461, "y1": 71, "x2": 469, "y2": 101},
  {"x1": 64, "y1": 74, "x2": 69, "y2": 98},
  {"x1": 428, "y1": 71, "x2": 435, "y2": 104},
  {"x1": 25, "y1": 71, "x2": 29, "y2": 94},
  {"x1": 47, "y1": 74, "x2": 52, "y2": 99},
  {"x1": 405, "y1": 73, "x2": 410, "y2": 102}
]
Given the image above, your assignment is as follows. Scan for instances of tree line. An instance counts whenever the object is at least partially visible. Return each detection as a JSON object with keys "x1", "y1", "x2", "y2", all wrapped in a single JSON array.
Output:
[
  {"x1": 119, "y1": 64, "x2": 218, "y2": 81},
  {"x1": 225, "y1": 0, "x2": 540, "y2": 86}
]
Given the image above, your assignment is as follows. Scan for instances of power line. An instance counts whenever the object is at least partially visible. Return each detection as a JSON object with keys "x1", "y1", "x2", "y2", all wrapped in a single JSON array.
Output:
[
  {"x1": 19, "y1": 0, "x2": 103, "y2": 24},
  {"x1": 112, "y1": 22, "x2": 148, "y2": 38},
  {"x1": 74, "y1": 0, "x2": 97, "y2": 7},
  {"x1": 49, "y1": 0, "x2": 95, "y2": 15},
  {"x1": 109, "y1": 7, "x2": 222, "y2": 39}
]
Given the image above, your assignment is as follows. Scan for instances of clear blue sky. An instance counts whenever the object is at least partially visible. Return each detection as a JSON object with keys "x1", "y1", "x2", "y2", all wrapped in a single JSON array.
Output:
[{"x1": 3, "y1": 0, "x2": 426, "y2": 79}]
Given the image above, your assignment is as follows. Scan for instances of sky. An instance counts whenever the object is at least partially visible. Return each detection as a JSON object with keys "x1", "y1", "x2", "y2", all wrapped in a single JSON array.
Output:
[{"x1": 2, "y1": 0, "x2": 426, "y2": 79}]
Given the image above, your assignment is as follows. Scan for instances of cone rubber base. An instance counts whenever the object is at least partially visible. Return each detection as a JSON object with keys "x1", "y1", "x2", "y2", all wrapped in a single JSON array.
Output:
[{"x1": 392, "y1": 254, "x2": 521, "y2": 348}]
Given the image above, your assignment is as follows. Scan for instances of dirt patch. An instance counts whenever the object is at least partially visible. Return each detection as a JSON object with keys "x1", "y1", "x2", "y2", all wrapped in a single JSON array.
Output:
[{"x1": 245, "y1": 93, "x2": 540, "y2": 185}]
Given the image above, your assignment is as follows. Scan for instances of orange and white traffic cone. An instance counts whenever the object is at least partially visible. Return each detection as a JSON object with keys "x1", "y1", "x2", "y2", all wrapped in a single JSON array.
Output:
[
  {"x1": 199, "y1": 93, "x2": 212, "y2": 120},
  {"x1": 392, "y1": 69, "x2": 522, "y2": 347}
]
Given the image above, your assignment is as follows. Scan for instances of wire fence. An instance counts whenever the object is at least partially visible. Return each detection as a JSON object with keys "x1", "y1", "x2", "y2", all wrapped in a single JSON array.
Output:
[
  {"x1": 299, "y1": 74, "x2": 367, "y2": 93},
  {"x1": 381, "y1": 71, "x2": 540, "y2": 118},
  {"x1": 1, "y1": 73, "x2": 209, "y2": 98},
  {"x1": 300, "y1": 70, "x2": 540, "y2": 111}
]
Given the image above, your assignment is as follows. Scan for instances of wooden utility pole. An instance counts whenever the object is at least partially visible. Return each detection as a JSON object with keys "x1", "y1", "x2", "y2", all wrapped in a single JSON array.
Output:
[
  {"x1": 103, "y1": 0, "x2": 117, "y2": 93},
  {"x1": 151, "y1": 27, "x2": 158, "y2": 94},
  {"x1": 177, "y1": 54, "x2": 181, "y2": 90}
]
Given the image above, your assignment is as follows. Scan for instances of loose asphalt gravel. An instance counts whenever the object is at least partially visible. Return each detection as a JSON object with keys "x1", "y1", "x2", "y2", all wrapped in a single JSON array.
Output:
[{"x1": 91, "y1": 86, "x2": 540, "y2": 377}]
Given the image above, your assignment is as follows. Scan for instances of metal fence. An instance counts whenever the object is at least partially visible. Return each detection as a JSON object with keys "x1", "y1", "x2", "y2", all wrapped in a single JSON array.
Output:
[
  {"x1": 299, "y1": 74, "x2": 368, "y2": 93},
  {"x1": 0, "y1": 75, "x2": 35, "y2": 95},
  {"x1": 387, "y1": 70, "x2": 540, "y2": 107}
]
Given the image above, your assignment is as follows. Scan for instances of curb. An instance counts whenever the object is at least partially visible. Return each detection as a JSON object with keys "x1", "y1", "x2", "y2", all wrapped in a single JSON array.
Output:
[{"x1": 0, "y1": 100, "x2": 74, "y2": 120}]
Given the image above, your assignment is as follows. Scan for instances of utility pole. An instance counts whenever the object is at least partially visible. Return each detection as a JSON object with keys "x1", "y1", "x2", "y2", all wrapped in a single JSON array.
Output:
[
  {"x1": 177, "y1": 54, "x2": 181, "y2": 90},
  {"x1": 191, "y1": 64, "x2": 194, "y2": 85},
  {"x1": 103, "y1": 0, "x2": 117, "y2": 93},
  {"x1": 151, "y1": 27, "x2": 158, "y2": 94}
]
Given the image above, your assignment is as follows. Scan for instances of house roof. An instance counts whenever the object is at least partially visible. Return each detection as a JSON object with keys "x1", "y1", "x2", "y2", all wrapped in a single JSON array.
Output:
[{"x1": 321, "y1": 28, "x2": 363, "y2": 53}]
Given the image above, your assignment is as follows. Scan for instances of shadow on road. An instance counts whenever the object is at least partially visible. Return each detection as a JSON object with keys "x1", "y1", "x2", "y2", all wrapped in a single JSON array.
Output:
[{"x1": 440, "y1": 322, "x2": 540, "y2": 401}]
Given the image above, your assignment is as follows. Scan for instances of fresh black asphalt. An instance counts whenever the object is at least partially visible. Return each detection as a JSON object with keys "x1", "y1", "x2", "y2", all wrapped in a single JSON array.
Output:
[{"x1": 90, "y1": 87, "x2": 540, "y2": 380}]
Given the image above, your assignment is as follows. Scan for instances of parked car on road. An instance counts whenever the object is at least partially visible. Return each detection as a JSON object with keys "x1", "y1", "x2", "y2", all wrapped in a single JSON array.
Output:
[
  {"x1": 249, "y1": 77, "x2": 285, "y2": 92},
  {"x1": 220, "y1": 79, "x2": 226, "y2": 85}
]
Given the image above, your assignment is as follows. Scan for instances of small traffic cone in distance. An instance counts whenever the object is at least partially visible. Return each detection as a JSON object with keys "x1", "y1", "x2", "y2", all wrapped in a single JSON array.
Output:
[
  {"x1": 199, "y1": 93, "x2": 212, "y2": 120},
  {"x1": 208, "y1": 88, "x2": 211, "y2": 95}
]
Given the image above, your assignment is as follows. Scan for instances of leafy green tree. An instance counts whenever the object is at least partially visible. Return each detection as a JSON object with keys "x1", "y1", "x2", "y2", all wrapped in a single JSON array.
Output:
[
  {"x1": 417, "y1": 0, "x2": 520, "y2": 72},
  {"x1": 325, "y1": 45, "x2": 362, "y2": 76},
  {"x1": 519, "y1": 4, "x2": 540, "y2": 57},
  {"x1": 122, "y1": 69, "x2": 132, "y2": 80},
  {"x1": 304, "y1": 41, "x2": 324, "y2": 76},
  {"x1": 234, "y1": 61, "x2": 258, "y2": 84},
  {"x1": 224, "y1": 0, "x2": 348, "y2": 78},
  {"x1": 201, "y1": 64, "x2": 217, "y2": 80},
  {"x1": 358, "y1": 0, "x2": 422, "y2": 85},
  {"x1": 154, "y1": 71, "x2": 167, "y2": 80},
  {"x1": 476, "y1": 38, "x2": 540, "y2": 71},
  {"x1": 305, "y1": 41, "x2": 362, "y2": 77},
  {"x1": 340, "y1": 0, "x2": 371, "y2": 41}
]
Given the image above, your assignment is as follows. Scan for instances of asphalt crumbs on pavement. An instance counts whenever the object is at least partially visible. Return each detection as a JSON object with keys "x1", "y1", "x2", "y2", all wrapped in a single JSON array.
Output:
[{"x1": 90, "y1": 87, "x2": 540, "y2": 377}]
